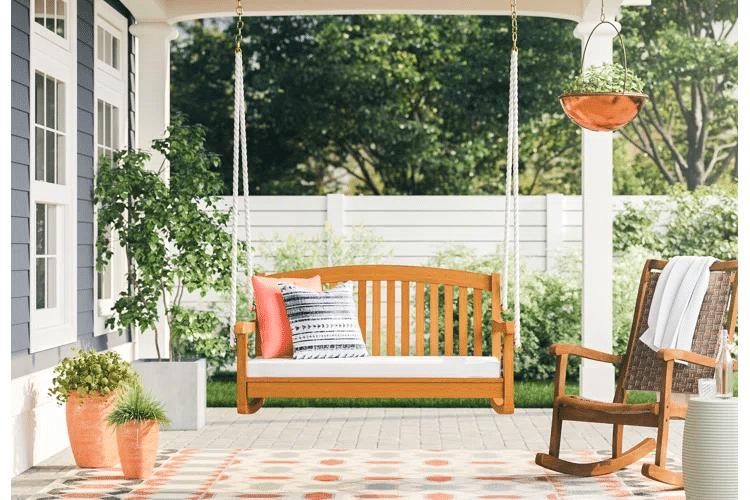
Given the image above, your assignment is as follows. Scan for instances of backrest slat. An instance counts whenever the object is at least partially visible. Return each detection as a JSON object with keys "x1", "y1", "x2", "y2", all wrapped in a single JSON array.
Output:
[
  {"x1": 372, "y1": 280, "x2": 381, "y2": 356},
  {"x1": 358, "y1": 280, "x2": 367, "y2": 343},
  {"x1": 415, "y1": 282, "x2": 425, "y2": 356},
  {"x1": 430, "y1": 284, "x2": 439, "y2": 355},
  {"x1": 401, "y1": 281, "x2": 410, "y2": 355},
  {"x1": 458, "y1": 287, "x2": 468, "y2": 356},
  {"x1": 387, "y1": 280, "x2": 396, "y2": 356},
  {"x1": 473, "y1": 288, "x2": 483, "y2": 356},
  {"x1": 444, "y1": 285, "x2": 454, "y2": 356}
]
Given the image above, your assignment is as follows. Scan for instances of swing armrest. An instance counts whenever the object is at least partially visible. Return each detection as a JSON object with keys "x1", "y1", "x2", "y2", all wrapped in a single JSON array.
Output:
[
  {"x1": 550, "y1": 344, "x2": 622, "y2": 365},
  {"x1": 659, "y1": 348, "x2": 738, "y2": 370}
]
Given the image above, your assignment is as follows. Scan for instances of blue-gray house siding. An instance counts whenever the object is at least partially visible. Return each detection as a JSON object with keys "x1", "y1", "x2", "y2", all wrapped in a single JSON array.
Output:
[{"x1": 11, "y1": 0, "x2": 135, "y2": 379}]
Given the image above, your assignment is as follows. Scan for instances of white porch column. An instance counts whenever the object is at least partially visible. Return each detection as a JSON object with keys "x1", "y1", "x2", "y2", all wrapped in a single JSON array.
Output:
[
  {"x1": 574, "y1": 21, "x2": 617, "y2": 402},
  {"x1": 129, "y1": 22, "x2": 178, "y2": 360}
]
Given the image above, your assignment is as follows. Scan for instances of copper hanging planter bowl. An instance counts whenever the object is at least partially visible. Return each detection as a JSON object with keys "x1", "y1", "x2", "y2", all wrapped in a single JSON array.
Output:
[{"x1": 559, "y1": 21, "x2": 648, "y2": 132}]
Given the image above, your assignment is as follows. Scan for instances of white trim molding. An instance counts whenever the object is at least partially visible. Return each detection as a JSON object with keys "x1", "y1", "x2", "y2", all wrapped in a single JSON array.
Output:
[{"x1": 29, "y1": 0, "x2": 78, "y2": 353}]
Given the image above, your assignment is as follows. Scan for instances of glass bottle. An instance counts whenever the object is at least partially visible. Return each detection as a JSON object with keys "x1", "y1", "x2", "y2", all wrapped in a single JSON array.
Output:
[{"x1": 715, "y1": 329, "x2": 733, "y2": 399}]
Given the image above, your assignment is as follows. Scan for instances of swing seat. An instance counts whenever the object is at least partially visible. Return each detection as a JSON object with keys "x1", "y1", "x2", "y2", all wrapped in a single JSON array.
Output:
[
  {"x1": 535, "y1": 259, "x2": 738, "y2": 487},
  {"x1": 246, "y1": 356, "x2": 500, "y2": 379},
  {"x1": 235, "y1": 265, "x2": 515, "y2": 415}
]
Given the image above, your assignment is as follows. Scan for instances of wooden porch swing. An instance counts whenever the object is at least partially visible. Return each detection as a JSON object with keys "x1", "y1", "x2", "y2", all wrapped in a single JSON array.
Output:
[{"x1": 227, "y1": 0, "x2": 522, "y2": 413}]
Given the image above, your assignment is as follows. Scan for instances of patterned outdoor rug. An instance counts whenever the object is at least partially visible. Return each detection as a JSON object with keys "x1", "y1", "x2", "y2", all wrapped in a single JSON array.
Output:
[{"x1": 27, "y1": 448, "x2": 685, "y2": 499}]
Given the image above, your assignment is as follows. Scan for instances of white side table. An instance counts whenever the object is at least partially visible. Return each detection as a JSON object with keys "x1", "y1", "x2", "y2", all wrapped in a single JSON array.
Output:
[{"x1": 683, "y1": 397, "x2": 738, "y2": 500}]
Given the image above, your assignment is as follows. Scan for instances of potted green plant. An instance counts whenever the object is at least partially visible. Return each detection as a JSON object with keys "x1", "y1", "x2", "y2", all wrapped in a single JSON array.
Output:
[
  {"x1": 49, "y1": 349, "x2": 138, "y2": 468},
  {"x1": 559, "y1": 16, "x2": 648, "y2": 132},
  {"x1": 106, "y1": 383, "x2": 170, "y2": 479},
  {"x1": 93, "y1": 114, "x2": 241, "y2": 430}
]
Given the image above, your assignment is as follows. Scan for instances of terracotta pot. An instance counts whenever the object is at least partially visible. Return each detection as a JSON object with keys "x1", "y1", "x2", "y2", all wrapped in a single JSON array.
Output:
[
  {"x1": 65, "y1": 390, "x2": 119, "y2": 468},
  {"x1": 116, "y1": 420, "x2": 160, "y2": 479}
]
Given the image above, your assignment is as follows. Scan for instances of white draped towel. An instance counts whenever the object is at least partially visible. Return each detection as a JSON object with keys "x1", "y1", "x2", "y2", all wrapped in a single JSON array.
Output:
[{"x1": 640, "y1": 256, "x2": 717, "y2": 364}]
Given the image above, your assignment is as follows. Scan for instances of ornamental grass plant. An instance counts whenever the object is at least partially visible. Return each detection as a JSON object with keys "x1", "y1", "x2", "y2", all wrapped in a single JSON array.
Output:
[{"x1": 106, "y1": 384, "x2": 170, "y2": 428}]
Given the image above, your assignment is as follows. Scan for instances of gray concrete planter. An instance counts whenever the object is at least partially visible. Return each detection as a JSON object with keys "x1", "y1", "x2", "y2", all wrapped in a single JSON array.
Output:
[{"x1": 132, "y1": 358, "x2": 206, "y2": 430}]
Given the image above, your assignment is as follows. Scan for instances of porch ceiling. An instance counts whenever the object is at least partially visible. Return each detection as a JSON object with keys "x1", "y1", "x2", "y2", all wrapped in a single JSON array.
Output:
[{"x1": 121, "y1": 0, "x2": 646, "y2": 24}]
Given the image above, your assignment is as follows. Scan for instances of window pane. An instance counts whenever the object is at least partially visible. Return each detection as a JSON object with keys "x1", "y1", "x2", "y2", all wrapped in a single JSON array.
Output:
[
  {"x1": 35, "y1": 73, "x2": 44, "y2": 125},
  {"x1": 56, "y1": 133, "x2": 65, "y2": 185},
  {"x1": 36, "y1": 203, "x2": 45, "y2": 256},
  {"x1": 112, "y1": 36, "x2": 119, "y2": 70},
  {"x1": 100, "y1": 265, "x2": 112, "y2": 300},
  {"x1": 36, "y1": 258, "x2": 46, "y2": 309},
  {"x1": 35, "y1": 0, "x2": 44, "y2": 25},
  {"x1": 55, "y1": 0, "x2": 65, "y2": 38},
  {"x1": 35, "y1": 127, "x2": 45, "y2": 181},
  {"x1": 45, "y1": 76, "x2": 55, "y2": 130},
  {"x1": 97, "y1": 99, "x2": 104, "y2": 146},
  {"x1": 98, "y1": 146, "x2": 104, "y2": 165},
  {"x1": 46, "y1": 0, "x2": 53, "y2": 16},
  {"x1": 97, "y1": 26, "x2": 104, "y2": 61},
  {"x1": 46, "y1": 17, "x2": 54, "y2": 32},
  {"x1": 46, "y1": 130, "x2": 55, "y2": 183},
  {"x1": 56, "y1": 80, "x2": 65, "y2": 132},
  {"x1": 105, "y1": 32, "x2": 112, "y2": 66},
  {"x1": 47, "y1": 205, "x2": 56, "y2": 254},
  {"x1": 112, "y1": 106, "x2": 119, "y2": 150},
  {"x1": 47, "y1": 257, "x2": 57, "y2": 308},
  {"x1": 105, "y1": 103, "x2": 111, "y2": 148}
]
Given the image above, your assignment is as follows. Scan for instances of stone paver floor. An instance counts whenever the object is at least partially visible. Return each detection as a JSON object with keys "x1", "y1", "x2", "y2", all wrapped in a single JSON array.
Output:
[{"x1": 11, "y1": 407, "x2": 684, "y2": 499}]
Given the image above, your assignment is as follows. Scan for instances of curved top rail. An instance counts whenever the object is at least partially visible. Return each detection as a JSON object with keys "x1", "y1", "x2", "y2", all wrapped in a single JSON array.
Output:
[{"x1": 268, "y1": 265, "x2": 495, "y2": 290}]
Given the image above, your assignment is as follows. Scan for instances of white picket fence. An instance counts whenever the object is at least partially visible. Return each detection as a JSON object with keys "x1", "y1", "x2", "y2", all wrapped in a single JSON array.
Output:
[{"x1": 214, "y1": 194, "x2": 663, "y2": 273}]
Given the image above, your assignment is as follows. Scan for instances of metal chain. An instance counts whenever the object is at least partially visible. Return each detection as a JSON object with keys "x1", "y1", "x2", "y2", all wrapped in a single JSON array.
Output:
[
  {"x1": 235, "y1": 0, "x2": 244, "y2": 53},
  {"x1": 600, "y1": 0, "x2": 605, "y2": 22},
  {"x1": 510, "y1": 0, "x2": 518, "y2": 51}
]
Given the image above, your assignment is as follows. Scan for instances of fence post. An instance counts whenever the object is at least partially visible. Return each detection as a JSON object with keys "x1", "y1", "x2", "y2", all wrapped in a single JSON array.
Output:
[
  {"x1": 326, "y1": 194, "x2": 346, "y2": 266},
  {"x1": 546, "y1": 193, "x2": 564, "y2": 272}
]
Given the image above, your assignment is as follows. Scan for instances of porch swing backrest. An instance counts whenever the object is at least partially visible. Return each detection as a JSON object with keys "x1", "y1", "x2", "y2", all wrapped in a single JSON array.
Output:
[
  {"x1": 257, "y1": 265, "x2": 503, "y2": 359},
  {"x1": 622, "y1": 260, "x2": 737, "y2": 395}
]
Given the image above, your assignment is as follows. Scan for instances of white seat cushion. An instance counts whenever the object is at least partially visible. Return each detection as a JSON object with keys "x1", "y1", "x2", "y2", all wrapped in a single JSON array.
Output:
[{"x1": 246, "y1": 356, "x2": 500, "y2": 378}]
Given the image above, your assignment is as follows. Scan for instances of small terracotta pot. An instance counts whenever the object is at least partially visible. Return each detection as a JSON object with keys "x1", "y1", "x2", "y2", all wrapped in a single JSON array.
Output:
[
  {"x1": 66, "y1": 390, "x2": 119, "y2": 468},
  {"x1": 116, "y1": 420, "x2": 160, "y2": 479}
]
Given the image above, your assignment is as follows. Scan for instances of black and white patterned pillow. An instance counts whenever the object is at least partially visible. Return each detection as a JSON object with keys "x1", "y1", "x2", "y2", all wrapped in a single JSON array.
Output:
[{"x1": 278, "y1": 281, "x2": 369, "y2": 359}]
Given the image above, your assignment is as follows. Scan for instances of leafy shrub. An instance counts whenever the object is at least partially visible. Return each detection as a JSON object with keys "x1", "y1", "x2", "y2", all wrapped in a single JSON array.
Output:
[
  {"x1": 614, "y1": 186, "x2": 737, "y2": 260},
  {"x1": 256, "y1": 224, "x2": 392, "y2": 273}
]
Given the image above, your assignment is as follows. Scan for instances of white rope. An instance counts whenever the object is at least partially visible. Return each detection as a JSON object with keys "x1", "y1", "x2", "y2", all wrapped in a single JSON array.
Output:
[
  {"x1": 238, "y1": 53, "x2": 254, "y2": 312},
  {"x1": 229, "y1": 50, "x2": 244, "y2": 345},
  {"x1": 502, "y1": 49, "x2": 521, "y2": 349}
]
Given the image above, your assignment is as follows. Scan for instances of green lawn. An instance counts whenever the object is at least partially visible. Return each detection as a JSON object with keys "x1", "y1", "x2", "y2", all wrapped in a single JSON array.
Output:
[{"x1": 205, "y1": 371, "x2": 722, "y2": 409}]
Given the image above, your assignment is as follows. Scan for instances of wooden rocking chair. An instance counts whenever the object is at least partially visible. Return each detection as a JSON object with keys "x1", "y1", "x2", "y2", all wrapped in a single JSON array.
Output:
[{"x1": 535, "y1": 259, "x2": 738, "y2": 486}]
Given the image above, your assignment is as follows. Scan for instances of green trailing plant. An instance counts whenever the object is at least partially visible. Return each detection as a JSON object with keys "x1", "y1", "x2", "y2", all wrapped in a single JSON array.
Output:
[
  {"x1": 564, "y1": 62, "x2": 645, "y2": 93},
  {"x1": 94, "y1": 114, "x2": 244, "y2": 361},
  {"x1": 105, "y1": 383, "x2": 170, "y2": 428},
  {"x1": 49, "y1": 349, "x2": 138, "y2": 405}
]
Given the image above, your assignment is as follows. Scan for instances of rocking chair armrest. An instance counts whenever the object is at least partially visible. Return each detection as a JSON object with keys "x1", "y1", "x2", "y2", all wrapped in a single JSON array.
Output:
[
  {"x1": 549, "y1": 344, "x2": 623, "y2": 365},
  {"x1": 659, "y1": 348, "x2": 738, "y2": 370}
]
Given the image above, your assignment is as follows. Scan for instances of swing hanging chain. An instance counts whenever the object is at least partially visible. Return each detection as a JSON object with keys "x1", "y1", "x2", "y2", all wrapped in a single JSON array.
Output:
[
  {"x1": 600, "y1": 0, "x2": 605, "y2": 22},
  {"x1": 510, "y1": 0, "x2": 518, "y2": 51},
  {"x1": 235, "y1": 0, "x2": 244, "y2": 53}
]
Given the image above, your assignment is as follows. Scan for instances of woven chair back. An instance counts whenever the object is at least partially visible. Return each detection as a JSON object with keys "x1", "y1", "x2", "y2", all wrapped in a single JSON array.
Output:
[{"x1": 622, "y1": 260, "x2": 737, "y2": 395}]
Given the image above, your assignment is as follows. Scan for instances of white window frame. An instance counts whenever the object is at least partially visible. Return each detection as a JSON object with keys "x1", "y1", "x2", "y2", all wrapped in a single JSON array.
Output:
[
  {"x1": 29, "y1": 0, "x2": 78, "y2": 352},
  {"x1": 94, "y1": 0, "x2": 128, "y2": 336}
]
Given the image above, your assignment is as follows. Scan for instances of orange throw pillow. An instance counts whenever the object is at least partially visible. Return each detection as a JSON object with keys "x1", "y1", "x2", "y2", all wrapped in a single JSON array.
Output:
[{"x1": 252, "y1": 275, "x2": 323, "y2": 358}]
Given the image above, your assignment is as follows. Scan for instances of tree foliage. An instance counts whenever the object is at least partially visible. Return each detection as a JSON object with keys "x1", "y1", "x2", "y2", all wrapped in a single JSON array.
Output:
[
  {"x1": 171, "y1": 15, "x2": 581, "y2": 195},
  {"x1": 618, "y1": 0, "x2": 738, "y2": 190},
  {"x1": 94, "y1": 115, "x2": 240, "y2": 360}
]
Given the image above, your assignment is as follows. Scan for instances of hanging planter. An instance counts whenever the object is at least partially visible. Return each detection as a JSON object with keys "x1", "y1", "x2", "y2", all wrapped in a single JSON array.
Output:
[{"x1": 559, "y1": 20, "x2": 648, "y2": 132}]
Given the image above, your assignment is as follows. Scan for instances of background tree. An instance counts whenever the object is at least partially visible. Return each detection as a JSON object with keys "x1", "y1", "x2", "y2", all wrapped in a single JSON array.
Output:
[
  {"x1": 618, "y1": 0, "x2": 738, "y2": 191},
  {"x1": 171, "y1": 15, "x2": 581, "y2": 195}
]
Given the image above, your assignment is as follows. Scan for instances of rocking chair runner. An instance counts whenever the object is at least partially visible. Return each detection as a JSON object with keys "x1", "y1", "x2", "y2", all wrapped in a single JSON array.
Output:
[{"x1": 535, "y1": 259, "x2": 738, "y2": 486}]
